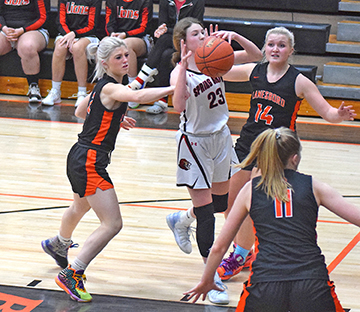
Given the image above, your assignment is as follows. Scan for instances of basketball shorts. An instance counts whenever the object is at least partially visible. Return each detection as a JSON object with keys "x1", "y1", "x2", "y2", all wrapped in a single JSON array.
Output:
[
  {"x1": 234, "y1": 133, "x2": 257, "y2": 171},
  {"x1": 176, "y1": 126, "x2": 238, "y2": 189},
  {"x1": 55, "y1": 35, "x2": 100, "y2": 60},
  {"x1": 67, "y1": 143, "x2": 114, "y2": 198},
  {"x1": 2, "y1": 28, "x2": 49, "y2": 49},
  {"x1": 237, "y1": 279, "x2": 344, "y2": 312}
]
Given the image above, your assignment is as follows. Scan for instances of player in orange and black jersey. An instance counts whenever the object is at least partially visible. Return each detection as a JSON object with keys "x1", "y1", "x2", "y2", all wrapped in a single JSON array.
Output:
[
  {"x1": 57, "y1": 0, "x2": 101, "y2": 38},
  {"x1": 235, "y1": 62, "x2": 302, "y2": 170},
  {"x1": 185, "y1": 127, "x2": 358, "y2": 311},
  {"x1": 105, "y1": 0, "x2": 153, "y2": 109},
  {"x1": 105, "y1": 0, "x2": 152, "y2": 39},
  {"x1": 41, "y1": 0, "x2": 102, "y2": 107},
  {"x1": 0, "y1": 0, "x2": 49, "y2": 103},
  {"x1": 41, "y1": 36, "x2": 175, "y2": 303},
  {"x1": 212, "y1": 26, "x2": 356, "y2": 283}
]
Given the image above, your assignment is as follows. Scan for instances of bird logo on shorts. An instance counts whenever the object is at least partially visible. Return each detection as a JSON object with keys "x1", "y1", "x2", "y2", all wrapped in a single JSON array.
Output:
[{"x1": 179, "y1": 158, "x2": 191, "y2": 170}]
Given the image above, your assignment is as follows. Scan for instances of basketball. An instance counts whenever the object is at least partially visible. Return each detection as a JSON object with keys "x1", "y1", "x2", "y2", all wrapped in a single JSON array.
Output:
[{"x1": 195, "y1": 36, "x2": 234, "y2": 77}]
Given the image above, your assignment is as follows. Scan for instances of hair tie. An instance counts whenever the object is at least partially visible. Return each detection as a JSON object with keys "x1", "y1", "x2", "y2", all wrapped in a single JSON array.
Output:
[{"x1": 275, "y1": 128, "x2": 281, "y2": 140}]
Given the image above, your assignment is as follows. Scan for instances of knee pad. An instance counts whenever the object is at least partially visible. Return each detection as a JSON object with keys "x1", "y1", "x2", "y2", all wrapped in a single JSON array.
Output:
[
  {"x1": 194, "y1": 203, "x2": 215, "y2": 258},
  {"x1": 212, "y1": 193, "x2": 228, "y2": 213}
]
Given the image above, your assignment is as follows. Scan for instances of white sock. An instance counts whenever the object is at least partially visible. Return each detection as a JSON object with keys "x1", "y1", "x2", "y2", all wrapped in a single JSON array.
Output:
[
  {"x1": 52, "y1": 81, "x2": 61, "y2": 91},
  {"x1": 78, "y1": 86, "x2": 87, "y2": 94},
  {"x1": 58, "y1": 233, "x2": 71, "y2": 246},
  {"x1": 71, "y1": 257, "x2": 88, "y2": 272},
  {"x1": 180, "y1": 208, "x2": 195, "y2": 226}
]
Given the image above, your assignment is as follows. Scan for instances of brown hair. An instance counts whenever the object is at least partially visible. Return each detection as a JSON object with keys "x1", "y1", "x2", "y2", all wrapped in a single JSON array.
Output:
[{"x1": 171, "y1": 17, "x2": 204, "y2": 65}]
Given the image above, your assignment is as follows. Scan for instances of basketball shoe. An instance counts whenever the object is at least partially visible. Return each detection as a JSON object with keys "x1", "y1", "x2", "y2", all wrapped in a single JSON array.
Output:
[
  {"x1": 41, "y1": 236, "x2": 78, "y2": 269},
  {"x1": 208, "y1": 271, "x2": 229, "y2": 305},
  {"x1": 166, "y1": 211, "x2": 194, "y2": 254},
  {"x1": 217, "y1": 246, "x2": 255, "y2": 281},
  {"x1": 27, "y1": 83, "x2": 42, "y2": 103},
  {"x1": 56, "y1": 265, "x2": 92, "y2": 302}
]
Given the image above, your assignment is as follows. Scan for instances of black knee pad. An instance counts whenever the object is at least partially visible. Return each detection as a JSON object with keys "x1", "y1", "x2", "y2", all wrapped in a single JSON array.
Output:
[
  {"x1": 212, "y1": 193, "x2": 228, "y2": 213},
  {"x1": 194, "y1": 203, "x2": 215, "y2": 258}
]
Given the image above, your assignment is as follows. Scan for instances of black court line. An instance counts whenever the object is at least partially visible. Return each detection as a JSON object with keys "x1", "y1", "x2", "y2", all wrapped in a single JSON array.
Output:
[
  {"x1": 0, "y1": 284, "x2": 235, "y2": 312},
  {"x1": 2, "y1": 195, "x2": 360, "y2": 215},
  {"x1": 0, "y1": 198, "x2": 192, "y2": 214}
]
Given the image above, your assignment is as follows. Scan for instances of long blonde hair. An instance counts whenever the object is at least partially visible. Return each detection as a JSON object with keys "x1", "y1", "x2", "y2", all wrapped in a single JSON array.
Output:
[
  {"x1": 240, "y1": 127, "x2": 301, "y2": 201},
  {"x1": 87, "y1": 36, "x2": 127, "y2": 82}
]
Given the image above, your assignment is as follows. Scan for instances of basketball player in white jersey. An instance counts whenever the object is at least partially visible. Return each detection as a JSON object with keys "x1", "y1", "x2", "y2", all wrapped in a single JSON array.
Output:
[{"x1": 166, "y1": 17, "x2": 262, "y2": 305}]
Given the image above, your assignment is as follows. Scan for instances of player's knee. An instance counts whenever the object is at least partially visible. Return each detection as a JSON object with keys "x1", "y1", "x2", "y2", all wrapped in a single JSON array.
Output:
[
  {"x1": 194, "y1": 203, "x2": 215, "y2": 258},
  {"x1": 212, "y1": 193, "x2": 228, "y2": 213}
]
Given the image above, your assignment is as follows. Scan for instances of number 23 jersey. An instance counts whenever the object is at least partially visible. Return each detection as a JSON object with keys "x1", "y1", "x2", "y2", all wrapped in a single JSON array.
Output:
[
  {"x1": 240, "y1": 63, "x2": 303, "y2": 141},
  {"x1": 179, "y1": 69, "x2": 229, "y2": 135}
]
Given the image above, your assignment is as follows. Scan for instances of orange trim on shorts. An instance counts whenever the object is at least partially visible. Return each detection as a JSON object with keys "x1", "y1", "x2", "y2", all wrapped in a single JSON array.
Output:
[
  {"x1": 328, "y1": 280, "x2": 345, "y2": 312},
  {"x1": 236, "y1": 282, "x2": 250, "y2": 312},
  {"x1": 84, "y1": 149, "x2": 113, "y2": 197},
  {"x1": 91, "y1": 111, "x2": 114, "y2": 145}
]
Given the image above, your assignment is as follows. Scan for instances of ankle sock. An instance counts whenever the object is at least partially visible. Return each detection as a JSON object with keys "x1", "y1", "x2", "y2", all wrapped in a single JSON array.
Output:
[
  {"x1": 58, "y1": 234, "x2": 71, "y2": 246},
  {"x1": 179, "y1": 209, "x2": 195, "y2": 226},
  {"x1": 71, "y1": 257, "x2": 88, "y2": 272},
  {"x1": 78, "y1": 86, "x2": 87, "y2": 94},
  {"x1": 52, "y1": 81, "x2": 62, "y2": 92},
  {"x1": 234, "y1": 245, "x2": 250, "y2": 262}
]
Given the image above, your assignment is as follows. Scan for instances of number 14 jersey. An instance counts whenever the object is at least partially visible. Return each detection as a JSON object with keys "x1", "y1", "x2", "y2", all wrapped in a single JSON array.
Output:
[{"x1": 241, "y1": 63, "x2": 303, "y2": 142}]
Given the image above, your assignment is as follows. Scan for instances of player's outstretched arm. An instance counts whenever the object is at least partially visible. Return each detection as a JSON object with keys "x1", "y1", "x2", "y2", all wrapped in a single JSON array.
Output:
[
  {"x1": 313, "y1": 178, "x2": 360, "y2": 227},
  {"x1": 296, "y1": 74, "x2": 356, "y2": 123}
]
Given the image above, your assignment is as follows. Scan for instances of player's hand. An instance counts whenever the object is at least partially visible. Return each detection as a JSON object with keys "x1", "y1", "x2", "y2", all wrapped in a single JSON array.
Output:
[
  {"x1": 58, "y1": 31, "x2": 75, "y2": 47},
  {"x1": 212, "y1": 30, "x2": 235, "y2": 44},
  {"x1": 207, "y1": 24, "x2": 219, "y2": 37},
  {"x1": 111, "y1": 32, "x2": 126, "y2": 39},
  {"x1": 121, "y1": 116, "x2": 136, "y2": 130},
  {"x1": 180, "y1": 39, "x2": 191, "y2": 69},
  {"x1": 154, "y1": 23, "x2": 167, "y2": 38},
  {"x1": 184, "y1": 281, "x2": 224, "y2": 303},
  {"x1": 338, "y1": 102, "x2": 356, "y2": 121}
]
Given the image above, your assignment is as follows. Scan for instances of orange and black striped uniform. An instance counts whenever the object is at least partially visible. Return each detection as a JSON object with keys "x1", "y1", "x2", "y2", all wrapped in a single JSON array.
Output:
[
  {"x1": 105, "y1": 0, "x2": 153, "y2": 38},
  {"x1": 0, "y1": 0, "x2": 47, "y2": 31},
  {"x1": 57, "y1": 0, "x2": 101, "y2": 38},
  {"x1": 234, "y1": 63, "x2": 303, "y2": 170},
  {"x1": 67, "y1": 74, "x2": 127, "y2": 197},
  {"x1": 236, "y1": 170, "x2": 344, "y2": 312}
]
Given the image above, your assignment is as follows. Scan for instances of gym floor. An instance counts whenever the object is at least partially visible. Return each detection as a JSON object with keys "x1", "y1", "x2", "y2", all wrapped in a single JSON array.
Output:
[{"x1": 0, "y1": 97, "x2": 358, "y2": 312}]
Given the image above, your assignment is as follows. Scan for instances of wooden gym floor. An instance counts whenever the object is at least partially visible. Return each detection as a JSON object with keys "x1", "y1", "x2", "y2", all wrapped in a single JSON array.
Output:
[{"x1": 0, "y1": 96, "x2": 359, "y2": 312}]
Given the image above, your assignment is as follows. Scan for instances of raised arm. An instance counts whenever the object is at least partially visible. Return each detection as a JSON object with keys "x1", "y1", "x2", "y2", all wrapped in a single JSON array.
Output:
[
  {"x1": 212, "y1": 30, "x2": 262, "y2": 64},
  {"x1": 295, "y1": 74, "x2": 356, "y2": 123},
  {"x1": 170, "y1": 39, "x2": 191, "y2": 113}
]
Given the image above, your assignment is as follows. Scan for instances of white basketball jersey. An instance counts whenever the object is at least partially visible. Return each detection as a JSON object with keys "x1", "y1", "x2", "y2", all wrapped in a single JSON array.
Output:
[{"x1": 179, "y1": 69, "x2": 229, "y2": 135}]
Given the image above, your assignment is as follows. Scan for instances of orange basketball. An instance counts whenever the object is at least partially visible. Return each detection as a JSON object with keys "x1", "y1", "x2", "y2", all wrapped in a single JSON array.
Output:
[{"x1": 195, "y1": 36, "x2": 234, "y2": 77}]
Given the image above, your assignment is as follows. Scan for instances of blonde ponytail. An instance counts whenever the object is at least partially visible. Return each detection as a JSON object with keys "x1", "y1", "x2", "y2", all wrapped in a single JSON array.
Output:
[{"x1": 240, "y1": 127, "x2": 301, "y2": 202}]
